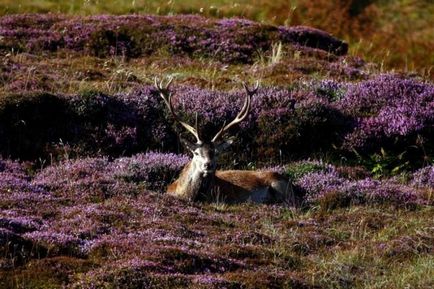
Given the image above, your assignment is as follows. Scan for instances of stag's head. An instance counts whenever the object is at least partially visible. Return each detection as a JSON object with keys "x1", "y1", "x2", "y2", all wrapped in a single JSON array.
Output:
[{"x1": 154, "y1": 77, "x2": 259, "y2": 176}]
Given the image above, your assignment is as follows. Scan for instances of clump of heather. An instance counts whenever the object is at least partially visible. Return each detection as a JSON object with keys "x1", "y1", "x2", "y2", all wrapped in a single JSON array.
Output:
[
  {"x1": 0, "y1": 158, "x2": 26, "y2": 177},
  {"x1": 2, "y1": 73, "x2": 433, "y2": 168},
  {"x1": 170, "y1": 85, "x2": 351, "y2": 162},
  {"x1": 339, "y1": 74, "x2": 431, "y2": 115},
  {"x1": 0, "y1": 158, "x2": 53, "y2": 210},
  {"x1": 32, "y1": 157, "x2": 120, "y2": 202},
  {"x1": 295, "y1": 162, "x2": 429, "y2": 207},
  {"x1": 113, "y1": 152, "x2": 189, "y2": 191},
  {"x1": 23, "y1": 231, "x2": 86, "y2": 257},
  {"x1": 118, "y1": 85, "x2": 175, "y2": 150},
  {"x1": 340, "y1": 74, "x2": 434, "y2": 151},
  {"x1": 410, "y1": 165, "x2": 434, "y2": 189},
  {"x1": 0, "y1": 215, "x2": 42, "y2": 235},
  {"x1": 0, "y1": 14, "x2": 348, "y2": 62},
  {"x1": 0, "y1": 88, "x2": 176, "y2": 159},
  {"x1": 32, "y1": 152, "x2": 188, "y2": 201},
  {"x1": 167, "y1": 85, "x2": 298, "y2": 148}
]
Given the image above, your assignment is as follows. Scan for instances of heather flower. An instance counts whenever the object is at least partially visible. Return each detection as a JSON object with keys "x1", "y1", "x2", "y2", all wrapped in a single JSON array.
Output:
[
  {"x1": 0, "y1": 216, "x2": 42, "y2": 233},
  {"x1": 1, "y1": 14, "x2": 347, "y2": 62},
  {"x1": 169, "y1": 85, "x2": 297, "y2": 135},
  {"x1": 23, "y1": 231, "x2": 86, "y2": 256},
  {"x1": 296, "y1": 162, "x2": 428, "y2": 206},
  {"x1": 296, "y1": 170, "x2": 347, "y2": 202},
  {"x1": 32, "y1": 152, "x2": 188, "y2": 199},
  {"x1": 411, "y1": 166, "x2": 434, "y2": 189},
  {"x1": 32, "y1": 157, "x2": 113, "y2": 195},
  {"x1": 0, "y1": 158, "x2": 26, "y2": 176},
  {"x1": 0, "y1": 159, "x2": 50, "y2": 205},
  {"x1": 340, "y1": 74, "x2": 434, "y2": 150},
  {"x1": 112, "y1": 152, "x2": 189, "y2": 190},
  {"x1": 339, "y1": 74, "x2": 432, "y2": 115}
]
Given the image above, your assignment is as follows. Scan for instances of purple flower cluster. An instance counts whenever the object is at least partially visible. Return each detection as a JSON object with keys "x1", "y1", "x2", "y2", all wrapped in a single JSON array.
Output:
[
  {"x1": 0, "y1": 159, "x2": 51, "y2": 207},
  {"x1": 0, "y1": 14, "x2": 64, "y2": 51},
  {"x1": 0, "y1": 158, "x2": 26, "y2": 176},
  {"x1": 32, "y1": 152, "x2": 188, "y2": 200},
  {"x1": 0, "y1": 215, "x2": 42, "y2": 234},
  {"x1": 410, "y1": 165, "x2": 434, "y2": 189},
  {"x1": 31, "y1": 157, "x2": 114, "y2": 200},
  {"x1": 23, "y1": 231, "x2": 85, "y2": 255},
  {"x1": 0, "y1": 14, "x2": 348, "y2": 62},
  {"x1": 2, "y1": 72, "x2": 433, "y2": 165},
  {"x1": 0, "y1": 153, "x2": 190, "y2": 263},
  {"x1": 1, "y1": 152, "x2": 432, "y2": 287},
  {"x1": 112, "y1": 152, "x2": 189, "y2": 190},
  {"x1": 296, "y1": 163, "x2": 430, "y2": 207},
  {"x1": 170, "y1": 85, "x2": 297, "y2": 132},
  {"x1": 339, "y1": 74, "x2": 434, "y2": 149}
]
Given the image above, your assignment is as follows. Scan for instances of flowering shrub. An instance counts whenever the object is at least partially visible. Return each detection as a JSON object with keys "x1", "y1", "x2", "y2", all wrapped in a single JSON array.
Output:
[
  {"x1": 0, "y1": 84, "x2": 349, "y2": 163},
  {"x1": 165, "y1": 85, "x2": 352, "y2": 162},
  {"x1": 112, "y1": 152, "x2": 189, "y2": 191},
  {"x1": 32, "y1": 152, "x2": 188, "y2": 200},
  {"x1": 1, "y1": 11, "x2": 433, "y2": 289},
  {"x1": 0, "y1": 159, "x2": 52, "y2": 211},
  {"x1": 410, "y1": 165, "x2": 434, "y2": 189},
  {"x1": 1, "y1": 153, "x2": 433, "y2": 287},
  {"x1": 295, "y1": 163, "x2": 430, "y2": 208},
  {"x1": 1, "y1": 72, "x2": 434, "y2": 170},
  {"x1": 32, "y1": 157, "x2": 118, "y2": 202},
  {"x1": 0, "y1": 14, "x2": 348, "y2": 62},
  {"x1": 340, "y1": 74, "x2": 434, "y2": 150}
]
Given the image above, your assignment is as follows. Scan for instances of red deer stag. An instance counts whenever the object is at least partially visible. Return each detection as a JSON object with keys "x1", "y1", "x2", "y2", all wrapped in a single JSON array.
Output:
[{"x1": 155, "y1": 77, "x2": 295, "y2": 205}]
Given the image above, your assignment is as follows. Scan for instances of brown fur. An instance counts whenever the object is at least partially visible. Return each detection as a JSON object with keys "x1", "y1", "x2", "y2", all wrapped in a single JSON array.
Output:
[
  {"x1": 157, "y1": 78, "x2": 294, "y2": 205},
  {"x1": 167, "y1": 164, "x2": 294, "y2": 205}
]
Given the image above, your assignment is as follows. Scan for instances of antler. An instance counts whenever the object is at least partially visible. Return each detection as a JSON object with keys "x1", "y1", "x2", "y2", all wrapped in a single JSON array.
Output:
[
  {"x1": 211, "y1": 81, "x2": 259, "y2": 143},
  {"x1": 154, "y1": 77, "x2": 201, "y2": 143}
]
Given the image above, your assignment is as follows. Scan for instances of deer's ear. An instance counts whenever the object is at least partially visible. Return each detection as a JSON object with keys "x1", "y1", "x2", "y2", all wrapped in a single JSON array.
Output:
[
  {"x1": 180, "y1": 138, "x2": 198, "y2": 152},
  {"x1": 215, "y1": 138, "x2": 234, "y2": 154}
]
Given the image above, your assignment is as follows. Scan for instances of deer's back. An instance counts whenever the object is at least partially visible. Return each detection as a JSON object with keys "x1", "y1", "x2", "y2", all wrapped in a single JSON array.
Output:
[{"x1": 212, "y1": 170, "x2": 289, "y2": 204}]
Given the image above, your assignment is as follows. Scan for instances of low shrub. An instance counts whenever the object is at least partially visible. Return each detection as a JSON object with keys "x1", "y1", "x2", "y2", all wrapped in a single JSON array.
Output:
[{"x1": 0, "y1": 14, "x2": 348, "y2": 62}]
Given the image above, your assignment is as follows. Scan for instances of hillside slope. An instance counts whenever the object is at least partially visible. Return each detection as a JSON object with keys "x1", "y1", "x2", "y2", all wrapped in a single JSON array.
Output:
[{"x1": 0, "y1": 14, "x2": 433, "y2": 289}]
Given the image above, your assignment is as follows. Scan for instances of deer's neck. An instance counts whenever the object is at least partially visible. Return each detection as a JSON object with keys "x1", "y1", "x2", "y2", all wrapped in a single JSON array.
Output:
[{"x1": 175, "y1": 160, "x2": 214, "y2": 201}]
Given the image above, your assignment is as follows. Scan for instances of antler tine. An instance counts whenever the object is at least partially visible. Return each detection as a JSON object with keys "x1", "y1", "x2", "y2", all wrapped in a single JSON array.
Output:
[
  {"x1": 154, "y1": 76, "x2": 201, "y2": 143},
  {"x1": 211, "y1": 81, "x2": 259, "y2": 143}
]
